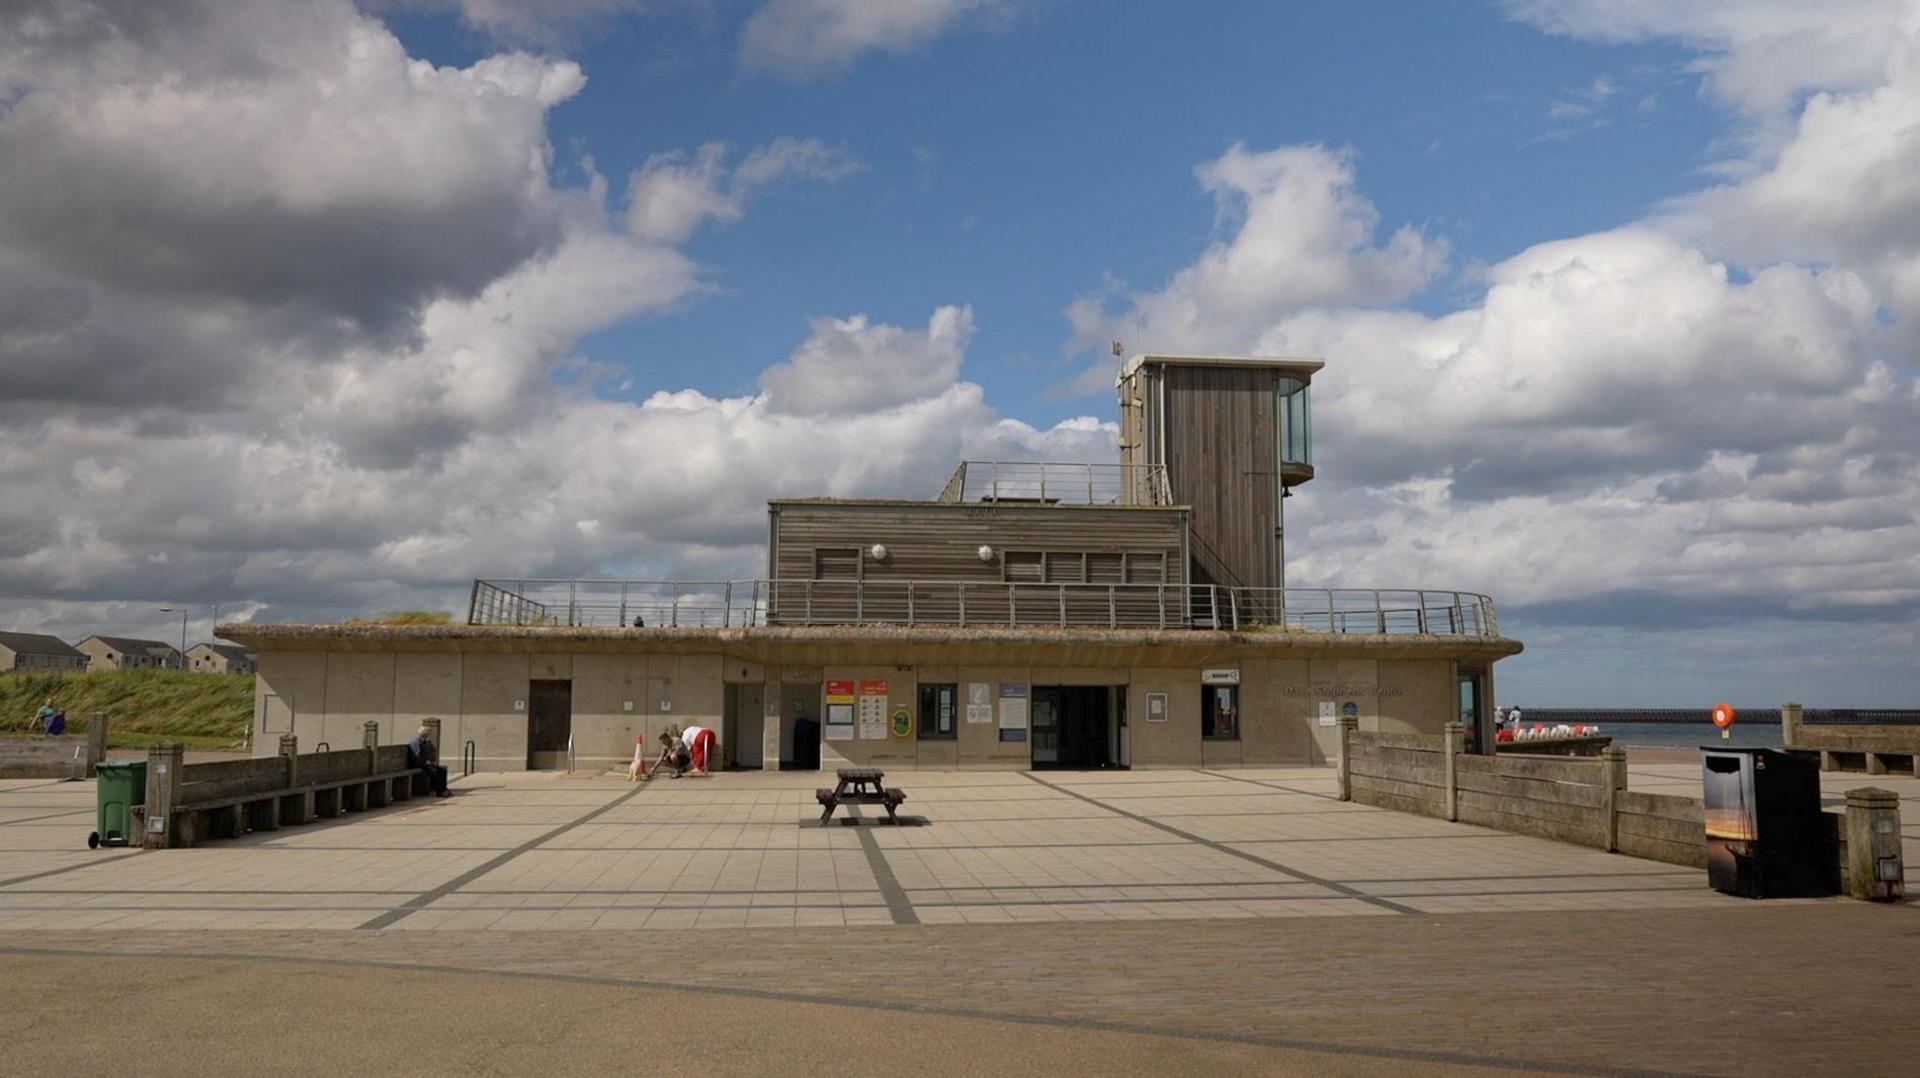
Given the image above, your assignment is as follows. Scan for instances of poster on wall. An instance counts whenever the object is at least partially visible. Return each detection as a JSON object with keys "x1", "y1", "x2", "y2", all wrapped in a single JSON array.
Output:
[
  {"x1": 1318, "y1": 701, "x2": 1336, "y2": 727},
  {"x1": 966, "y1": 683, "x2": 993, "y2": 724},
  {"x1": 826, "y1": 681, "x2": 856, "y2": 741},
  {"x1": 1146, "y1": 692, "x2": 1168, "y2": 723},
  {"x1": 858, "y1": 679, "x2": 889, "y2": 740},
  {"x1": 998, "y1": 683, "x2": 1029, "y2": 730}
]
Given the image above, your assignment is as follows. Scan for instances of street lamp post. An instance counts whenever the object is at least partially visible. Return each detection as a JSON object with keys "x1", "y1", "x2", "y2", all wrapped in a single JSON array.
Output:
[{"x1": 157, "y1": 606, "x2": 188, "y2": 668}]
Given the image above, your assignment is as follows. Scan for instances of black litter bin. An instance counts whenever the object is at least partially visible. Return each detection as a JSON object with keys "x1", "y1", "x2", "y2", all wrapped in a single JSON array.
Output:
[{"x1": 1702, "y1": 747, "x2": 1835, "y2": 898}]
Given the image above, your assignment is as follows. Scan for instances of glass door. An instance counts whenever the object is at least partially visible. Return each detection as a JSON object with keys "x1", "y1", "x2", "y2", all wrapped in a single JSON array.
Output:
[{"x1": 1030, "y1": 687, "x2": 1060, "y2": 765}]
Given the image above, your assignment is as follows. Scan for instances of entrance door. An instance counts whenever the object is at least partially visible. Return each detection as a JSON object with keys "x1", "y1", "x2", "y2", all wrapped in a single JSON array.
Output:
[
  {"x1": 527, "y1": 679, "x2": 572, "y2": 769},
  {"x1": 1031, "y1": 686, "x2": 1116, "y2": 769},
  {"x1": 1456, "y1": 671, "x2": 1486, "y2": 755}
]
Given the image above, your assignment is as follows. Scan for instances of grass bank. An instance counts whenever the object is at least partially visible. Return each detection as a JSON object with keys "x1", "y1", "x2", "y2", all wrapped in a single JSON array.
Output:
[{"x1": 0, "y1": 669, "x2": 253, "y2": 750}]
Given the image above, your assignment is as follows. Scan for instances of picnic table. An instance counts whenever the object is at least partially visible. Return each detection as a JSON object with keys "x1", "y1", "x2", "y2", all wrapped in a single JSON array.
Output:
[{"x1": 815, "y1": 768, "x2": 908, "y2": 824}]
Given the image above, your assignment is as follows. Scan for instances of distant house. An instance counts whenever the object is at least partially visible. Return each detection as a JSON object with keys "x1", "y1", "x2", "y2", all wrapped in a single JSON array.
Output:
[
  {"x1": 186, "y1": 642, "x2": 256, "y2": 675},
  {"x1": 0, "y1": 631, "x2": 89, "y2": 672},
  {"x1": 76, "y1": 635, "x2": 184, "y2": 671}
]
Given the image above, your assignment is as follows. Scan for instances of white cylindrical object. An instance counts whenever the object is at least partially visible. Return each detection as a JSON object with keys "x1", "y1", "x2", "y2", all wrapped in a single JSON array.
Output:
[
  {"x1": 869, "y1": 544, "x2": 889, "y2": 561},
  {"x1": 977, "y1": 545, "x2": 995, "y2": 562}
]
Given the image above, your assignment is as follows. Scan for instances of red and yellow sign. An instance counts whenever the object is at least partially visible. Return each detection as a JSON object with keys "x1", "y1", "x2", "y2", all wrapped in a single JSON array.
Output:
[
  {"x1": 825, "y1": 681, "x2": 855, "y2": 703},
  {"x1": 860, "y1": 680, "x2": 889, "y2": 697}
]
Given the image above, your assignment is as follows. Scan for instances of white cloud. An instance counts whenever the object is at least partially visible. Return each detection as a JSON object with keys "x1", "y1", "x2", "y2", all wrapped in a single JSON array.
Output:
[
  {"x1": 0, "y1": 1, "x2": 1108, "y2": 639},
  {"x1": 1063, "y1": 143, "x2": 1446, "y2": 389},
  {"x1": 760, "y1": 305, "x2": 974, "y2": 416},
  {"x1": 624, "y1": 137, "x2": 863, "y2": 243},
  {"x1": 741, "y1": 0, "x2": 1016, "y2": 77}
]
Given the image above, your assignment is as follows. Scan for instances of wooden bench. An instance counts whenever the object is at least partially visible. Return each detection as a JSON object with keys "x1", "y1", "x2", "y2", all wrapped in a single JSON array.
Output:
[{"x1": 169, "y1": 768, "x2": 429, "y2": 846}]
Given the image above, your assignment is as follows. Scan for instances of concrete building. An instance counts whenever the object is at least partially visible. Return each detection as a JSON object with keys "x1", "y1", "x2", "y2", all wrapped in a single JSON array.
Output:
[
  {"x1": 186, "y1": 642, "x2": 256, "y2": 675},
  {"x1": 0, "y1": 632, "x2": 89, "y2": 672},
  {"x1": 77, "y1": 635, "x2": 184, "y2": 672},
  {"x1": 225, "y1": 354, "x2": 1522, "y2": 772}
]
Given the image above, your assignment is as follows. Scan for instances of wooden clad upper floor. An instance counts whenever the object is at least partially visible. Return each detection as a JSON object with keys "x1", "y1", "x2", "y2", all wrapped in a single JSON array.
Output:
[
  {"x1": 767, "y1": 499, "x2": 1192, "y2": 627},
  {"x1": 768, "y1": 499, "x2": 1189, "y2": 586}
]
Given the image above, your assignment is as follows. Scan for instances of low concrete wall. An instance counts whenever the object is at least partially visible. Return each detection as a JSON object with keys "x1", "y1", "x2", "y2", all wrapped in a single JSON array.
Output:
[
  {"x1": 0, "y1": 714, "x2": 109, "y2": 779},
  {"x1": 1340, "y1": 720, "x2": 1897, "y2": 889},
  {"x1": 1616, "y1": 790, "x2": 1707, "y2": 868},
  {"x1": 1340, "y1": 720, "x2": 1621, "y2": 852},
  {"x1": 1781, "y1": 702, "x2": 1920, "y2": 776}
]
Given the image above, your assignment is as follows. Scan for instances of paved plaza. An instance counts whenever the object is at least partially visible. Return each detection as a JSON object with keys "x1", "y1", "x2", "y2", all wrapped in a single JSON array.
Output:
[
  {"x1": 0, "y1": 764, "x2": 1849, "y2": 931},
  {"x1": 3, "y1": 762, "x2": 1918, "y2": 1076}
]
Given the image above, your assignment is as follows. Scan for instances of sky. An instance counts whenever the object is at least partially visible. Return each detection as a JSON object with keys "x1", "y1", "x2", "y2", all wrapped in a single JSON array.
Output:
[{"x1": 1, "y1": 0, "x2": 1916, "y2": 707}]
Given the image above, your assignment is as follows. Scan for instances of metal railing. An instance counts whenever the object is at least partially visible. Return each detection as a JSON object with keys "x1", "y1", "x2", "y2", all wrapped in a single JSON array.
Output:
[
  {"x1": 468, "y1": 578, "x2": 1500, "y2": 637},
  {"x1": 935, "y1": 461, "x2": 1174, "y2": 506}
]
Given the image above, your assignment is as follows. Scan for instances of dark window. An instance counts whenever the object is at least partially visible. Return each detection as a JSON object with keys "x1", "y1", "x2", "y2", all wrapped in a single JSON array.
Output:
[
  {"x1": 813, "y1": 547, "x2": 861, "y2": 580},
  {"x1": 1203, "y1": 685, "x2": 1240, "y2": 740},
  {"x1": 1043, "y1": 552, "x2": 1084, "y2": 583},
  {"x1": 1003, "y1": 551, "x2": 1043, "y2": 583},
  {"x1": 1125, "y1": 552, "x2": 1165, "y2": 583},
  {"x1": 917, "y1": 683, "x2": 958, "y2": 739}
]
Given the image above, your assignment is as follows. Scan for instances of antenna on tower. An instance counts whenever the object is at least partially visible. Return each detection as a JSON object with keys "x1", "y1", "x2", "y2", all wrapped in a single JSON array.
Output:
[{"x1": 1111, "y1": 340, "x2": 1124, "y2": 358}]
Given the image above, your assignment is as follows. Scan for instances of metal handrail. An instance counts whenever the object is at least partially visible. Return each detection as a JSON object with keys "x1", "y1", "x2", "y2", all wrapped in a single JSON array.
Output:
[
  {"x1": 935, "y1": 461, "x2": 1174, "y2": 506},
  {"x1": 469, "y1": 578, "x2": 1502, "y2": 637}
]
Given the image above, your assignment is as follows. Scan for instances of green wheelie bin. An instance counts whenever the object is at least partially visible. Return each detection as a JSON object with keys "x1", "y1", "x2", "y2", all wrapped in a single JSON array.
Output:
[{"x1": 91, "y1": 760, "x2": 147, "y2": 849}]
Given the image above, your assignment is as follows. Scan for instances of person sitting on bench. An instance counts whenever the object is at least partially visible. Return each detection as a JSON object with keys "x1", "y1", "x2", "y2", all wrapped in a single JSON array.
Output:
[{"x1": 407, "y1": 725, "x2": 451, "y2": 797}]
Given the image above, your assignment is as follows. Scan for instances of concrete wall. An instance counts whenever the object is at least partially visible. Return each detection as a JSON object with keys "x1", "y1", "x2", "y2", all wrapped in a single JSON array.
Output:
[{"x1": 250, "y1": 647, "x2": 1464, "y2": 773}]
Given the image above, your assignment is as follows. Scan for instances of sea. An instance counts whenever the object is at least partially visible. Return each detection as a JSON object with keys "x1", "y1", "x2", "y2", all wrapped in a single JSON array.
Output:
[{"x1": 1585, "y1": 721, "x2": 1781, "y2": 751}]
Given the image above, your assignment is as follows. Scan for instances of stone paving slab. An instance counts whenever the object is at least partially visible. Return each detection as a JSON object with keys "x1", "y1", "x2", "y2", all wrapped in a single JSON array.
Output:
[{"x1": 0, "y1": 763, "x2": 1833, "y2": 932}]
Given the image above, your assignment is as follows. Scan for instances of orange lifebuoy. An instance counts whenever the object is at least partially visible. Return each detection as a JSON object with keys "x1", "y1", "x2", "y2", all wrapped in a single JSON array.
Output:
[{"x1": 1711, "y1": 702, "x2": 1736, "y2": 729}]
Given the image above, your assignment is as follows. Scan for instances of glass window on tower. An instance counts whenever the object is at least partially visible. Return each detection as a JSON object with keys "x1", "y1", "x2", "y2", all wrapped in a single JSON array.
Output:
[{"x1": 1277, "y1": 377, "x2": 1311, "y2": 467}]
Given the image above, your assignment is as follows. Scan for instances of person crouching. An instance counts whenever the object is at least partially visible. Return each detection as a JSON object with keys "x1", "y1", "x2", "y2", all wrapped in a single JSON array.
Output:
[{"x1": 655, "y1": 729, "x2": 691, "y2": 779}]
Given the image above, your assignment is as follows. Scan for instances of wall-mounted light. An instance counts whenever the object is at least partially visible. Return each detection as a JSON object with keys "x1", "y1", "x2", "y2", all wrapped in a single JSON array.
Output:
[
  {"x1": 869, "y1": 543, "x2": 889, "y2": 561},
  {"x1": 977, "y1": 545, "x2": 996, "y2": 563}
]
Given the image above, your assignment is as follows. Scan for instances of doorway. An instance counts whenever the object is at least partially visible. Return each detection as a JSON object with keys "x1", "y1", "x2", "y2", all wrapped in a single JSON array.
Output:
[
  {"x1": 1031, "y1": 686, "x2": 1123, "y2": 769},
  {"x1": 1456, "y1": 669, "x2": 1488, "y2": 755},
  {"x1": 778, "y1": 681, "x2": 822, "y2": 771},
  {"x1": 526, "y1": 679, "x2": 572, "y2": 769}
]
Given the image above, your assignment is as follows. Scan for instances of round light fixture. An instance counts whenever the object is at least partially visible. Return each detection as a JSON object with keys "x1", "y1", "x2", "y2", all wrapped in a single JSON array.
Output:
[
  {"x1": 977, "y1": 545, "x2": 996, "y2": 562},
  {"x1": 869, "y1": 543, "x2": 889, "y2": 561}
]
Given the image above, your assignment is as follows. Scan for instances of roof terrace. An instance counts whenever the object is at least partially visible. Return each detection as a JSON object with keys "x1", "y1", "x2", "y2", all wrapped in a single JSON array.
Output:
[{"x1": 468, "y1": 578, "x2": 1501, "y2": 637}]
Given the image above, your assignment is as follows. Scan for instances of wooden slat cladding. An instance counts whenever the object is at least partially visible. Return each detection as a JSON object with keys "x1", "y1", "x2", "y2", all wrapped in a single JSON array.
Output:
[
  {"x1": 767, "y1": 500, "x2": 1188, "y2": 625},
  {"x1": 771, "y1": 501, "x2": 1187, "y2": 584},
  {"x1": 1162, "y1": 366, "x2": 1280, "y2": 590}
]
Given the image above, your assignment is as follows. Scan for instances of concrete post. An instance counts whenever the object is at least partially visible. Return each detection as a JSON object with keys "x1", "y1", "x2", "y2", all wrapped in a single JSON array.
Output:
[
  {"x1": 1779, "y1": 702, "x2": 1802, "y2": 749},
  {"x1": 423, "y1": 718, "x2": 442, "y2": 749},
  {"x1": 279, "y1": 734, "x2": 299, "y2": 784},
  {"x1": 1442, "y1": 721, "x2": 1461, "y2": 822},
  {"x1": 85, "y1": 712, "x2": 108, "y2": 777},
  {"x1": 145, "y1": 741, "x2": 186, "y2": 850},
  {"x1": 1600, "y1": 746, "x2": 1627, "y2": 853},
  {"x1": 762, "y1": 681, "x2": 783, "y2": 772},
  {"x1": 1842, "y1": 787, "x2": 1904, "y2": 901},
  {"x1": 362, "y1": 721, "x2": 380, "y2": 750},
  {"x1": 1335, "y1": 715, "x2": 1357, "y2": 801}
]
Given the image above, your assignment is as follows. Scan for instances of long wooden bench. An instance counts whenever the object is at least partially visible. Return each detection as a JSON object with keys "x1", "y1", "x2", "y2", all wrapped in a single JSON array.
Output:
[{"x1": 167, "y1": 768, "x2": 431, "y2": 846}]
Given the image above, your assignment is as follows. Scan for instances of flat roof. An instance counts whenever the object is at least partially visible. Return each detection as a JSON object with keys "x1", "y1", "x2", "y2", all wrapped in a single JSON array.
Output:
[
  {"x1": 768, "y1": 497, "x2": 1186, "y2": 511},
  {"x1": 1117, "y1": 352, "x2": 1325, "y2": 385}
]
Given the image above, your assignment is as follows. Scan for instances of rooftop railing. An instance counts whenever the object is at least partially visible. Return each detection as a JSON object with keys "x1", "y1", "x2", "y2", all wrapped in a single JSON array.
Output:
[
  {"x1": 935, "y1": 461, "x2": 1174, "y2": 506},
  {"x1": 468, "y1": 579, "x2": 1500, "y2": 637}
]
